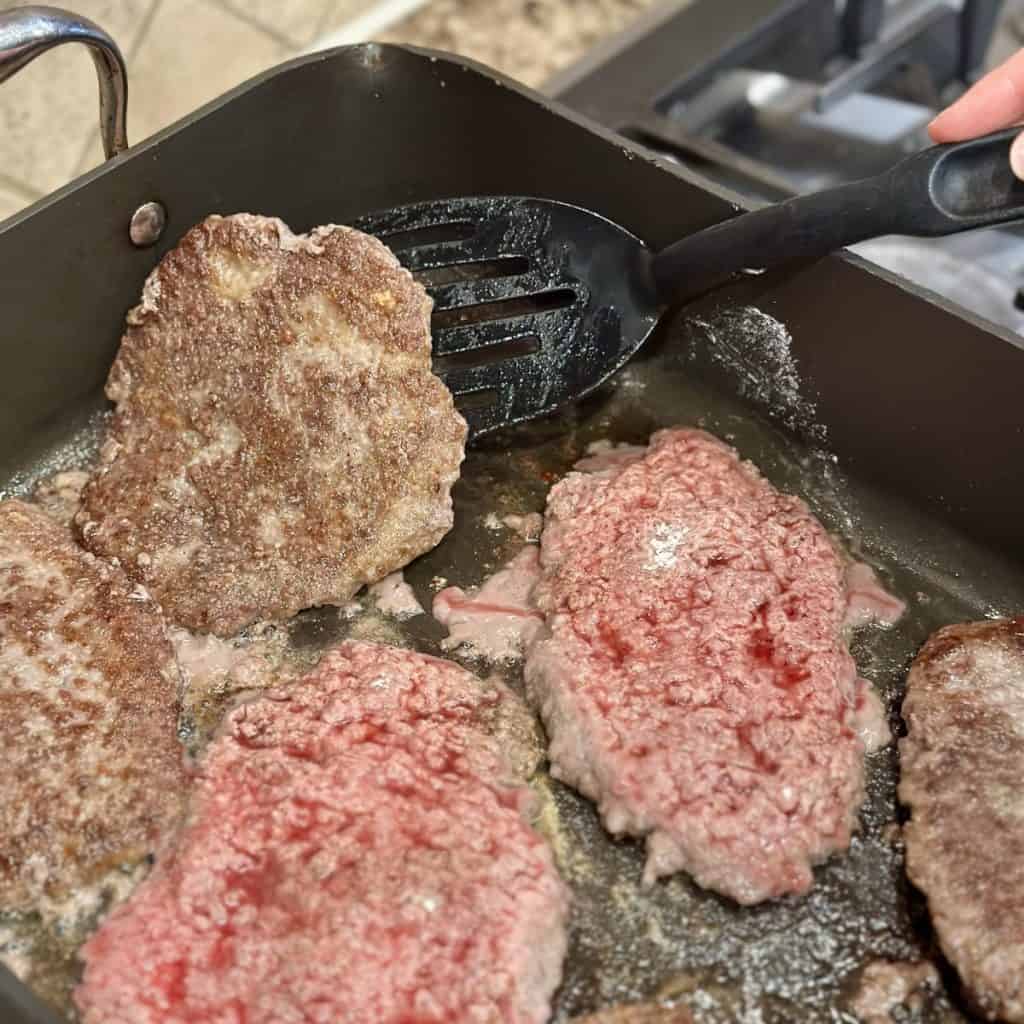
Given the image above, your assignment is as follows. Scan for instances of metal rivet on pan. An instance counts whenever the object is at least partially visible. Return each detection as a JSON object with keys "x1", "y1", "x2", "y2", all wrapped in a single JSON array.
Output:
[{"x1": 129, "y1": 201, "x2": 166, "y2": 247}]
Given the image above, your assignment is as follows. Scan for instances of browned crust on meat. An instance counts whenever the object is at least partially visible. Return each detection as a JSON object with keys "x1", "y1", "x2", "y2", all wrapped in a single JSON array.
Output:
[
  {"x1": 76, "y1": 214, "x2": 466, "y2": 636},
  {"x1": 32, "y1": 470, "x2": 90, "y2": 531},
  {"x1": 899, "y1": 616, "x2": 1024, "y2": 1022},
  {"x1": 0, "y1": 500, "x2": 186, "y2": 912}
]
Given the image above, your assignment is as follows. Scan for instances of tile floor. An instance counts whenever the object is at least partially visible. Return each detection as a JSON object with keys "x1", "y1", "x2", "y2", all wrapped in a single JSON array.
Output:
[
  {"x1": 0, "y1": 0, "x2": 380, "y2": 219},
  {"x1": 378, "y1": 0, "x2": 653, "y2": 90},
  {"x1": 0, "y1": 0, "x2": 656, "y2": 221}
]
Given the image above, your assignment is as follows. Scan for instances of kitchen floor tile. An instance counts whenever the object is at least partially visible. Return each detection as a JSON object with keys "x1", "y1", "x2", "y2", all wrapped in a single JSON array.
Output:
[
  {"x1": 0, "y1": 0, "x2": 155, "y2": 195},
  {"x1": 213, "y1": 0, "x2": 334, "y2": 47},
  {"x1": 0, "y1": 176, "x2": 39, "y2": 223},
  {"x1": 318, "y1": 0, "x2": 409, "y2": 36},
  {"x1": 77, "y1": 0, "x2": 287, "y2": 176},
  {"x1": 378, "y1": 0, "x2": 656, "y2": 87}
]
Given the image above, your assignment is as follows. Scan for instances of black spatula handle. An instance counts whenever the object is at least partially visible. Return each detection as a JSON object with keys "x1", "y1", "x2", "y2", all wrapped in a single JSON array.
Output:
[{"x1": 651, "y1": 127, "x2": 1024, "y2": 304}]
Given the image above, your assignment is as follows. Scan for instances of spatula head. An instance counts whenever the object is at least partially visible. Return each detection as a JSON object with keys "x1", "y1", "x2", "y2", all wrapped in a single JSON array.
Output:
[{"x1": 355, "y1": 197, "x2": 658, "y2": 439}]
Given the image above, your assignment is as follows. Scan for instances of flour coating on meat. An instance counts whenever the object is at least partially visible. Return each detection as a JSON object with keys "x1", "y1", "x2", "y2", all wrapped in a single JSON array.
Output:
[
  {"x1": 367, "y1": 570, "x2": 424, "y2": 619},
  {"x1": 900, "y1": 618, "x2": 1024, "y2": 1023},
  {"x1": 76, "y1": 214, "x2": 466, "y2": 636},
  {"x1": 525, "y1": 428, "x2": 897, "y2": 904},
  {"x1": 0, "y1": 500, "x2": 185, "y2": 915},
  {"x1": 75, "y1": 641, "x2": 568, "y2": 1024},
  {"x1": 32, "y1": 470, "x2": 89, "y2": 530}
]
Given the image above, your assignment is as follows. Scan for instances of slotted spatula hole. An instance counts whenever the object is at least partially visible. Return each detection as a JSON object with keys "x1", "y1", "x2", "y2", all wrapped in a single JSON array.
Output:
[
  {"x1": 415, "y1": 256, "x2": 531, "y2": 287},
  {"x1": 377, "y1": 221, "x2": 476, "y2": 251},
  {"x1": 434, "y1": 335, "x2": 540, "y2": 373},
  {"x1": 432, "y1": 288, "x2": 576, "y2": 329},
  {"x1": 454, "y1": 388, "x2": 500, "y2": 410}
]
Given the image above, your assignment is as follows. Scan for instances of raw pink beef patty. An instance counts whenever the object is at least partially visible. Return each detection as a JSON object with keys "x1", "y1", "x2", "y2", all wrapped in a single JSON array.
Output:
[
  {"x1": 76, "y1": 640, "x2": 568, "y2": 1024},
  {"x1": 525, "y1": 428, "x2": 897, "y2": 904}
]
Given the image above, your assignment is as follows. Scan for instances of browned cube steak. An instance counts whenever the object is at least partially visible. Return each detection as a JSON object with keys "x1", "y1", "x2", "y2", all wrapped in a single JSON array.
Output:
[
  {"x1": 0, "y1": 500, "x2": 185, "y2": 913},
  {"x1": 76, "y1": 214, "x2": 466, "y2": 636},
  {"x1": 75, "y1": 641, "x2": 569, "y2": 1024},
  {"x1": 900, "y1": 618, "x2": 1024, "y2": 1023}
]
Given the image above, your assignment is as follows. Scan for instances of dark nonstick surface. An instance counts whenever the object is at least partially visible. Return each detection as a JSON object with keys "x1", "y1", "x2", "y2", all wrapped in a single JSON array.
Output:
[{"x1": 3, "y1": 299, "x2": 1023, "y2": 1022}]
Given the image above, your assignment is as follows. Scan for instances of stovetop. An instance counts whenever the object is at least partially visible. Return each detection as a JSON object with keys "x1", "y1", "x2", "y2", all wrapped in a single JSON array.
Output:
[{"x1": 547, "y1": 0, "x2": 1024, "y2": 336}]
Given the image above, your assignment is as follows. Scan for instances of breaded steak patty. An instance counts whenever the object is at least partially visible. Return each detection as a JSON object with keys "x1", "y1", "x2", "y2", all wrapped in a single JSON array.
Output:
[{"x1": 77, "y1": 214, "x2": 466, "y2": 636}]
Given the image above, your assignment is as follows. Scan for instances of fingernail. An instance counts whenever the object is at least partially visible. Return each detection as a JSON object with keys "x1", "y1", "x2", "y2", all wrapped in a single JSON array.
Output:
[
  {"x1": 926, "y1": 114, "x2": 946, "y2": 141},
  {"x1": 1011, "y1": 133, "x2": 1024, "y2": 181}
]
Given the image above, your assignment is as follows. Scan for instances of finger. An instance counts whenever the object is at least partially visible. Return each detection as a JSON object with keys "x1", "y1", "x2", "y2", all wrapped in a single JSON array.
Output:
[
  {"x1": 929, "y1": 49, "x2": 1024, "y2": 142},
  {"x1": 1011, "y1": 130, "x2": 1024, "y2": 180}
]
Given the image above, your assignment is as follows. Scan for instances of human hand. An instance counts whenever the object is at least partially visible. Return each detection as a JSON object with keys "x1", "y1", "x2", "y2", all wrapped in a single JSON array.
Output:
[{"x1": 929, "y1": 49, "x2": 1024, "y2": 179}]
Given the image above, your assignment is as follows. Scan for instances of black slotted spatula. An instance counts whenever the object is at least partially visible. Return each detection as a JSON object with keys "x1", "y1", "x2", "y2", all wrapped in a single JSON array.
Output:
[{"x1": 355, "y1": 127, "x2": 1024, "y2": 440}]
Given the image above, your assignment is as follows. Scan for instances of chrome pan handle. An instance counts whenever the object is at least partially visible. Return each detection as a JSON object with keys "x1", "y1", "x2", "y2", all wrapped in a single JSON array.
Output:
[{"x1": 0, "y1": 4, "x2": 127, "y2": 158}]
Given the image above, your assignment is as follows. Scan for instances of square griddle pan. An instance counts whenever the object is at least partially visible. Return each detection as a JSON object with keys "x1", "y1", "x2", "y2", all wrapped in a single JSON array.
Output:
[{"x1": 1, "y1": 8, "x2": 1023, "y2": 1022}]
